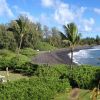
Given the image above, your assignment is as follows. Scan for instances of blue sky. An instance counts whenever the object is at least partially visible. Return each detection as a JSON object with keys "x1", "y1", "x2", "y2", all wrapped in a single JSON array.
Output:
[{"x1": 0, "y1": 0, "x2": 100, "y2": 37}]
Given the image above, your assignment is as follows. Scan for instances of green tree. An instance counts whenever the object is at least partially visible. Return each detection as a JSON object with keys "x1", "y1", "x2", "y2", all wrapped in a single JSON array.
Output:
[
  {"x1": 7, "y1": 16, "x2": 28, "y2": 54},
  {"x1": 96, "y1": 35, "x2": 100, "y2": 45},
  {"x1": 49, "y1": 27, "x2": 61, "y2": 47},
  {"x1": 60, "y1": 22, "x2": 80, "y2": 67},
  {"x1": 43, "y1": 25, "x2": 50, "y2": 41},
  {"x1": 0, "y1": 24, "x2": 16, "y2": 50}
]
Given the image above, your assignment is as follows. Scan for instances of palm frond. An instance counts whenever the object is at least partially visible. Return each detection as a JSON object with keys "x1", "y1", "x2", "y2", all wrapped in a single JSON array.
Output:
[
  {"x1": 7, "y1": 27, "x2": 14, "y2": 32},
  {"x1": 59, "y1": 31, "x2": 67, "y2": 40}
]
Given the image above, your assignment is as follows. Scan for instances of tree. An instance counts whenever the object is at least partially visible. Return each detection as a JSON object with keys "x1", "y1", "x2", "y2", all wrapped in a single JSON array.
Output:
[
  {"x1": 43, "y1": 25, "x2": 49, "y2": 40},
  {"x1": 7, "y1": 15, "x2": 28, "y2": 55},
  {"x1": 48, "y1": 27, "x2": 61, "y2": 47},
  {"x1": 60, "y1": 22, "x2": 80, "y2": 68},
  {"x1": 0, "y1": 24, "x2": 16, "y2": 50},
  {"x1": 96, "y1": 35, "x2": 100, "y2": 45}
]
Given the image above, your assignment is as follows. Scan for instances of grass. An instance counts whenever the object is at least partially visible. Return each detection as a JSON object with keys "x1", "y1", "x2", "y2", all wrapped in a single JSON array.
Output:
[
  {"x1": 54, "y1": 89, "x2": 100, "y2": 100},
  {"x1": 0, "y1": 71, "x2": 28, "y2": 81}
]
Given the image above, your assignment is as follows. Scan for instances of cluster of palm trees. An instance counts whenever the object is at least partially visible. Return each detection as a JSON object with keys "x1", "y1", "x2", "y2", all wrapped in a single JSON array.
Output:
[{"x1": 7, "y1": 16, "x2": 80, "y2": 67}]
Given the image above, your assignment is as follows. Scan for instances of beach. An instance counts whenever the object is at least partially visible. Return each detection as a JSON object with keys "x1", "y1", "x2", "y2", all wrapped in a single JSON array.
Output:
[{"x1": 32, "y1": 46, "x2": 92, "y2": 65}]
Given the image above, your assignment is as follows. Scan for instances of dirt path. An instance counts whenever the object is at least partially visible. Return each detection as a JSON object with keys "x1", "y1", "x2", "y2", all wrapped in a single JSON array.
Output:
[
  {"x1": 32, "y1": 49, "x2": 72, "y2": 65},
  {"x1": 69, "y1": 88, "x2": 80, "y2": 100}
]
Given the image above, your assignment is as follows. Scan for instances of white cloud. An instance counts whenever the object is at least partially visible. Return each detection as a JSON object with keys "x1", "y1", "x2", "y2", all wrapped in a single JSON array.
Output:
[
  {"x1": 53, "y1": 2, "x2": 87, "y2": 25},
  {"x1": 82, "y1": 18, "x2": 95, "y2": 32},
  {"x1": 41, "y1": 0, "x2": 55, "y2": 7},
  {"x1": 75, "y1": 7, "x2": 87, "y2": 18},
  {"x1": 94, "y1": 8, "x2": 100, "y2": 14},
  {"x1": 41, "y1": 0, "x2": 95, "y2": 32},
  {"x1": 54, "y1": 3, "x2": 74, "y2": 24},
  {"x1": 0, "y1": 0, "x2": 14, "y2": 17}
]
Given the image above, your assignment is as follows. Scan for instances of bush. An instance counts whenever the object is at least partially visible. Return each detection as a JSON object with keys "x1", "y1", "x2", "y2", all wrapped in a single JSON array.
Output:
[
  {"x1": 66, "y1": 65, "x2": 100, "y2": 89},
  {"x1": 0, "y1": 49, "x2": 39, "y2": 75},
  {"x1": 0, "y1": 50, "x2": 15, "y2": 70},
  {"x1": 14, "y1": 62, "x2": 39, "y2": 75},
  {"x1": 37, "y1": 64, "x2": 67, "y2": 77},
  {"x1": 20, "y1": 48, "x2": 38, "y2": 57},
  {"x1": 10, "y1": 54, "x2": 29, "y2": 68},
  {"x1": 0, "y1": 77, "x2": 71, "y2": 100},
  {"x1": 35, "y1": 41, "x2": 56, "y2": 51},
  {"x1": 38, "y1": 65, "x2": 100, "y2": 89},
  {"x1": 0, "y1": 51, "x2": 29, "y2": 70}
]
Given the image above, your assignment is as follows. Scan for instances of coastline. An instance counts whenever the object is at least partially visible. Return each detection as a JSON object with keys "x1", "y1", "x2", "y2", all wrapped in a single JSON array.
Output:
[
  {"x1": 55, "y1": 45, "x2": 93, "y2": 65},
  {"x1": 32, "y1": 45, "x2": 93, "y2": 65}
]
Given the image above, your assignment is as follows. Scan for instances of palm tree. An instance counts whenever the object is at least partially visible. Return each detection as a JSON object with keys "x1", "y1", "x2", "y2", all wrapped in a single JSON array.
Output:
[
  {"x1": 7, "y1": 16, "x2": 27, "y2": 55},
  {"x1": 60, "y1": 22, "x2": 80, "y2": 68}
]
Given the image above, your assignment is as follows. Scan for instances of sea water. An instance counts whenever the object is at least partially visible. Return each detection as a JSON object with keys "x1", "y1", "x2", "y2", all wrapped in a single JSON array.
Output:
[{"x1": 69, "y1": 46, "x2": 100, "y2": 66}]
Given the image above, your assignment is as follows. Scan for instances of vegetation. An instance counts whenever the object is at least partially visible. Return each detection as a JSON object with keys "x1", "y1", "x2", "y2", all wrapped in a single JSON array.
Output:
[
  {"x1": 0, "y1": 71, "x2": 28, "y2": 81},
  {"x1": 7, "y1": 16, "x2": 29, "y2": 55},
  {"x1": 0, "y1": 63, "x2": 100, "y2": 99},
  {"x1": 35, "y1": 41, "x2": 56, "y2": 51},
  {"x1": 0, "y1": 15, "x2": 61, "y2": 52},
  {"x1": 60, "y1": 23, "x2": 80, "y2": 66},
  {"x1": 54, "y1": 89, "x2": 100, "y2": 100},
  {"x1": 0, "y1": 65, "x2": 71, "y2": 100},
  {"x1": 0, "y1": 14, "x2": 100, "y2": 99},
  {"x1": 0, "y1": 15, "x2": 100, "y2": 52},
  {"x1": 20, "y1": 48, "x2": 38, "y2": 57}
]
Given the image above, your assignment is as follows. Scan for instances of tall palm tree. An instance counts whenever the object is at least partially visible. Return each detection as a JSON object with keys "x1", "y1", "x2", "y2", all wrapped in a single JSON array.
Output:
[
  {"x1": 60, "y1": 22, "x2": 80, "y2": 68},
  {"x1": 7, "y1": 16, "x2": 27, "y2": 55}
]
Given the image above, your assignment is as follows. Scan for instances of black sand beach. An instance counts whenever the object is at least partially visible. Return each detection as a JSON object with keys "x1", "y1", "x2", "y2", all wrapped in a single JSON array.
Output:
[{"x1": 32, "y1": 46, "x2": 92, "y2": 65}]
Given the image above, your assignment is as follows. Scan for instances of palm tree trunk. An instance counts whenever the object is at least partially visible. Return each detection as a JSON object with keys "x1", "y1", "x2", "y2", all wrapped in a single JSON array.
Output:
[
  {"x1": 17, "y1": 34, "x2": 23, "y2": 55},
  {"x1": 70, "y1": 47, "x2": 73, "y2": 68}
]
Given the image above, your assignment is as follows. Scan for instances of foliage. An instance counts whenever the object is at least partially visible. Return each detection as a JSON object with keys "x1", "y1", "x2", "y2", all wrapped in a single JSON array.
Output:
[
  {"x1": 20, "y1": 48, "x2": 38, "y2": 57},
  {"x1": 0, "y1": 50, "x2": 15, "y2": 70},
  {"x1": 0, "y1": 25, "x2": 17, "y2": 50},
  {"x1": 37, "y1": 65, "x2": 100, "y2": 89},
  {"x1": 66, "y1": 65, "x2": 100, "y2": 89},
  {"x1": 0, "y1": 76, "x2": 71, "y2": 100},
  {"x1": 35, "y1": 41, "x2": 56, "y2": 51},
  {"x1": 60, "y1": 23, "x2": 80, "y2": 66},
  {"x1": 35, "y1": 64, "x2": 100, "y2": 89},
  {"x1": 13, "y1": 62, "x2": 39, "y2": 76},
  {"x1": 10, "y1": 54, "x2": 29, "y2": 68}
]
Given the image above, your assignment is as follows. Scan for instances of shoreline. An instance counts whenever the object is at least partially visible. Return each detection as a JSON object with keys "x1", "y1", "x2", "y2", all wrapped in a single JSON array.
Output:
[
  {"x1": 32, "y1": 45, "x2": 93, "y2": 65},
  {"x1": 55, "y1": 45, "x2": 93, "y2": 65}
]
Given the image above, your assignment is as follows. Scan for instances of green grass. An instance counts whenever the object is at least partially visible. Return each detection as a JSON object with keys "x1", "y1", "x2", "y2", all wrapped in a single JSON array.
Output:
[
  {"x1": 54, "y1": 89, "x2": 100, "y2": 100},
  {"x1": 0, "y1": 71, "x2": 28, "y2": 81}
]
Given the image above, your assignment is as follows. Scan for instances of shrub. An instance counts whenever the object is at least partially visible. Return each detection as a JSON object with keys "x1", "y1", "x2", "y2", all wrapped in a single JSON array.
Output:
[
  {"x1": 10, "y1": 54, "x2": 29, "y2": 68},
  {"x1": 66, "y1": 65, "x2": 100, "y2": 89},
  {"x1": 0, "y1": 50, "x2": 15, "y2": 70},
  {"x1": 35, "y1": 41, "x2": 56, "y2": 51},
  {"x1": 37, "y1": 64, "x2": 67, "y2": 77},
  {"x1": 0, "y1": 77, "x2": 71, "y2": 100},
  {"x1": 20, "y1": 48, "x2": 38, "y2": 57},
  {"x1": 38, "y1": 65, "x2": 100, "y2": 89},
  {"x1": 14, "y1": 62, "x2": 39, "y2": 76},
  {"x1": 0, "y1": 52, "x2": 29, "y2": 70}
]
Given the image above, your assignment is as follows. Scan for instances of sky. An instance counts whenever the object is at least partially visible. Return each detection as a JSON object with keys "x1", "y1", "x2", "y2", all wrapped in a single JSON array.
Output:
[{"x1": 0, "y1": 0, "x2": 100, "y2": 37}]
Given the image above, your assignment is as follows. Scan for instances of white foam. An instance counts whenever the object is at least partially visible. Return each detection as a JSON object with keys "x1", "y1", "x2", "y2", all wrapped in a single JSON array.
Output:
[
  {"x1": 68, "y1": 49, "x2": 93, "y2": 65},
  {"x1": 68, "y1": 47, "x2": 100, "y2": 65}
]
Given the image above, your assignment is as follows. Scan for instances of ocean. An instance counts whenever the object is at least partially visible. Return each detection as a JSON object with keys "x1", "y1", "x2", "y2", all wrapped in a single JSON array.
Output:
[{"x1": 69, "y1": 46, "x2": 100, "y2": 66}]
